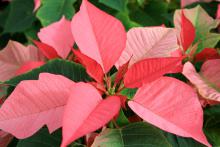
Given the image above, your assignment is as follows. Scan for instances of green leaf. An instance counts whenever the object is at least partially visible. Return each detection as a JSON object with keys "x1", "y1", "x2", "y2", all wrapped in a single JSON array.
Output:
[
  {"x1": 99, "y1": 0, "x2": 128, "y2": 12},
  {"x1": 174, "y1": 5, "x2": 220, "y2": 53},
  {"x1": 36, "y1": 0, "x2": 76, "y2": 26},
  {"x1": 198, "y1": 33, "x2": 220, "y2": 53},
  {"x1": 5, "y1": 59, "x2": 90, "y2": 86},
  {"x1": 24, "y1": 21, "x2": 42, "y2": 42},
  {"x1": 116, "y1": 109, "x2": 129, "y2": 127},
  {"x1": 92, "y1": 122, "x2": 171, "y2": 147},
  {"x1": 116, "y1": 12, "x2": 141, "y2": 31},
  {"x1": 120, "y1": 88, "x2": 137, "y2": 100},
  {"x1": 203, "y1": 105, "x2": 220, "y2": 146},
  {"x1": 0, "y1": 5, "x2": 10, "y2": 29},
  {"x1": 3, "y1": 0, "x2": 35, "y2": 33},
  {"x1": 204, "y1": 127, "x2": 220, "y2": 146},
  {"x1": 163, "y1": 132, "x2": 205, "y2": 147},
  {"x1": 204, "y1": 105, "x2": 220, "y2": 127},
  {"x1": 137, "y1": 0, "x2": 146, "y2": 7},
  {"x1": 129, "y1": 0, "x2": 168, "y2": 26},
  {"x1": 17, "y1": 128, "x2": 62, "y2": 147}
]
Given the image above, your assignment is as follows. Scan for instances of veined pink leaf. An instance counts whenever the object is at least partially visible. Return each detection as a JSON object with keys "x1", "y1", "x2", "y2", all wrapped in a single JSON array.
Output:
[
  {"x1": 71, "y1": 0, "x2": 126, "y2": 73},
  {"x1": 128, "y1": 77, "x2": 211, "y2": 147},
  {"x1": 0, "y1": 73, "x2": 74, "y2": 139},
  {"x1": 34, "y1": 0, "x2": 41, "y2": 12},
  {"x1": 116, "y1": 27, "x2": 179, "y2": 67},
  {"x1": 73, "y1": 50, "x2": 104, "y2": 83},
  {"x1": 183, "y1": 61, "x2": 220, "y2": 101},
  {"x1": 124, "y1": 57, "x2": 183, "y2": 88},
  {"x1": 180, "y1": 10, "x2": 195, "y2": 51},
  {"x1": 62, "y1": 83, "x2": 121, "y2": 147},
  {"x1": 38, "y1": 16, "x2": 74, "y2": 59},
  {"x1": 0, "y1": 41, "x2": 44, "y2": 81},
  {"x1": 15, "y1": 61, "x2": 45, "y2": 75},
  {"x1": 33, "y1": 40, "x2": 59, "y2": 59},
  {"x1": 195, "y1": 48, "x2": 220, "y2": 62}
]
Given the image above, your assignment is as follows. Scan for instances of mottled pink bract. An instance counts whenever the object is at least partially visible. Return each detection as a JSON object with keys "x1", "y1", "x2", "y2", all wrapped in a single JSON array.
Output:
[
  {"x1": 0, "y1": 41, "x2": 44, "y2": 81},
  {"x1": 183, "y1": 60, "x2": 220, "y2": 101},
  {"x1": 116, "y1": 27, "x2": 179, "y2": 67}
]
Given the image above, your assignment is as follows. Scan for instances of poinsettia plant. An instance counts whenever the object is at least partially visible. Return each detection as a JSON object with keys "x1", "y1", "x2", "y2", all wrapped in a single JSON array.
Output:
[{"x1": 0, "y1": 0, "x2": 220, "y2": 147}]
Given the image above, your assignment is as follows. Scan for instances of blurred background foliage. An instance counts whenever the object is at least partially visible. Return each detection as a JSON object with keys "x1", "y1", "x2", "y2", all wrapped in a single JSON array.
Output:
[{"x1": 0, "y1": 0, "x2": 219, "y2": 49}]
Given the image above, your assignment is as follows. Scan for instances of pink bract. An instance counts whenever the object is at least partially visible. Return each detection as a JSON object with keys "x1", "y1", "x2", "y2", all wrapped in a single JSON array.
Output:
[
  {"x1": 180, "y1": 10, "x2": 195, "y2": 51},
  {"x1": 183, "y1": 60, "x2": 220, "y2": 102},
  {"x1": 0, "y1": 41, "x2": 44, "y2": 81},
  {"x1": 195, "y1": 48, "x2": 220, "y2": 62},
  {"x1": 217, "y1": 4, "x2": 220, "y2": 19},
  {"x1": 71, "y1": 0, "x2": 126, "y2": 73},
  {"x1": 116, "y1": 27, "x2": 179, "y2": 67},
  {"x1": 73, "y1": 50, "x2": 104, "y2": 84},
  {"x1": 38, "y1": 16, "x2": 74, "y2": 59},
  {"x1": 33, "y1": 40, "x2": 60, "y2": 59},
  {"x1": 15, "y1": 61, "x2": 45, "y2": 76},
  {"x1": 34, "y1": 0, "x2": 41, "y2": 12},
  {"x1": 0, "y1": 73, "x2": 74, "y2": 138},
  {"x1": 0, "y1": 0, "x2": 216, "y2": 146},
  {"x1": 124, "y1": 57, "x2": 183, "y2": 88},
  {"x1": 129, "y1": 77, "x2": 211, "y2": 147},
  {"x1": 61, "y1": 83, "x2": 121, "y2": 147}
]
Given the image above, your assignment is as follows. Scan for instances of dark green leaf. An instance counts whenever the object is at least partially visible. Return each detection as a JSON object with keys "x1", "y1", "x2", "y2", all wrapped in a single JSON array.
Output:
[
  {"x1": 116, "y1": 12, "x2": 141, "y2": 31},
  {"x1": 17, "y1": 128, "x2": 62, "y2": 147},
  {"x1": 129, "y1": 0, "x2": 168, "y2": 26},
  {"x1": 5, "y1": 59, "x2": 90, "y2": 86},
  {"x1": 0, "y1": 5, "x2": 10, "y2": 29},
  {"x1": 203, "y1": 105, "x2": 220, "y2": 146},
  {"x1": 4, "y1": 0, "x2": 35, "y2": 33},
  {"x1": 92, "y1": 122, "x2": 171, "y2": 147},
  {"x1": 137, "y1": 0, "x2": 146, "y2": 7},
  {"x1": 163, "y1": 132, "x2": 205, "y2": 147},
  {"x1": 204, "y1": 105, "x2": 220, "y2": 127},
  {"x1": 24, "y1": 21, "x2": 41, "y2": 42},
  {"x1": 116, "y1": 109, "x2": 129, "y2": 127},
  {"x1": 204, "y1": 127, "x2": 220, "y2": 146},
  {"x1": 120, "y1": 88, "x2": 137, "y2": 100},
  {"x1": 99, "y1": 0, "x2": 128, "y2": 12},
  {"x1": 36, "y1": 0, "x2": 76, "y2": 26}
]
